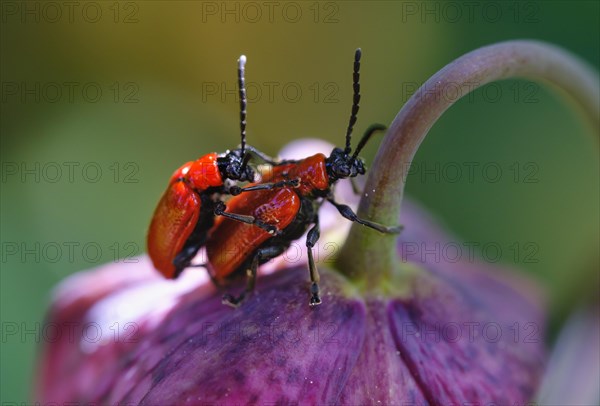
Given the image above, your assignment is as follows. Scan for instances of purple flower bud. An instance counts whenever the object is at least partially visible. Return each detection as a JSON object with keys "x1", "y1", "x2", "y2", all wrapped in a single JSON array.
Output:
[{"x1": 36, "y1": 197, "x2": 545, "y2": 404}]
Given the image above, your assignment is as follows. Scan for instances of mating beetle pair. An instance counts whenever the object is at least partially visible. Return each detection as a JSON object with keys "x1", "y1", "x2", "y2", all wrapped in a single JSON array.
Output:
[
  {"x1": 147, "y1": 55, "x2": 294, "y2": 280},
  {"x1": 147, "y1": 49, "x2": 402, "y2": 306}
]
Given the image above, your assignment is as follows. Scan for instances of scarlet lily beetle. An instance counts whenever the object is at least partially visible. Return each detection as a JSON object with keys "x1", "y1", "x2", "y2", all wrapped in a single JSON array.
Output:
[
  {"x1": 147, "y1": 55, "x2": 296, "y2": 279},
  {"x1": 205, "y1": 49, "x2": 403, "y2": 307}
]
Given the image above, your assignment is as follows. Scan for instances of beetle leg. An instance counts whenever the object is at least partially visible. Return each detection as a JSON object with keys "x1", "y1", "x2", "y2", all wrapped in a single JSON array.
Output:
[
  {"x1": 327, "y1": 197, "x2": 403, "y2": 234},
  {"x1": 221, "y1": 255, "x2": 259, "y2": 308},
  {"x1": 213, "y1": 201, "x2": 280, "y2": 235},
  {"x1": 244, "y1": 145, "x2": 280, "y2": 165},
  {"x1": 222, "y1": 245, "x2": 285, "y2": 307},
  {"x1": 229, "y1": 178, "x2": 300, "y2": 195},
  {"x1": 172, "y1": 245, "x2": 202, "y2": 278},
  {"x1": 306, "y1": 220, "x2": 322, "y2": 307},
  {"x1": 244, "y1": 145, "x2": 301, "y2": 166}
]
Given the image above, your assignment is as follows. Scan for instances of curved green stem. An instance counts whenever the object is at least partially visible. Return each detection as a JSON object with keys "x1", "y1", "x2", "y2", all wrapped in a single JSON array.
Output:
[{"x1": 338, "y1": 40, "x2": 599, "y2": 290}]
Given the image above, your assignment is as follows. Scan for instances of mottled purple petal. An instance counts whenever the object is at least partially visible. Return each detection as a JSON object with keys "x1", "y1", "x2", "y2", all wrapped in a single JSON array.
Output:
[
  {"x1": 339, "y1": 300, "x2": 428, "y2": 404},
  {"x1": 388, "y1": 270, "x2": 544, "y2": 402},
  {"x1": 36, "y1": 257, "x2": 214, "y2": 402},
  {"x1": 36, "y1": 196, "x2": 547, "y2": 404},
  {"x1": 119, "y1": 268, "x2": 365, "y2": 404}
]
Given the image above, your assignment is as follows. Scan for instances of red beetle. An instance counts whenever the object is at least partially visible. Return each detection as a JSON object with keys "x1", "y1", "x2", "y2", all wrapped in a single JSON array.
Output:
[
  {"x1": 205, "y1": 49, "x2": 402, "y2": 306},
  {"x1": 147, "y1": 56, "x2": 295, "y2": 279}
]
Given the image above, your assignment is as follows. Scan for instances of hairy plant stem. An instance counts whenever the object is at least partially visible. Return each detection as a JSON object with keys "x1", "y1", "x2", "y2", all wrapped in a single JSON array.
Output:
[{"x1": 337, "y1": 40, "x2": 599, "y2": 293}]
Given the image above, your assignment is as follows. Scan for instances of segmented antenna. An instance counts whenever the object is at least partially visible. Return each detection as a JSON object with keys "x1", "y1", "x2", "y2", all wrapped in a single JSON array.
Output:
[
  {"x1": 352, "y1": 123, "x2": 386, "y2": 159},
  {"x1": 344, "y1": 48, "x2": 362, "y2": 154},
  {"x1": 238, "y1": 55, "x2": 247, "y2": 155}
]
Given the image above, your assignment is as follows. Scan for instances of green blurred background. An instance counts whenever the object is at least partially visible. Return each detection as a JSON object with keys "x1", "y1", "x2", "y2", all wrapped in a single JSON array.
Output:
[{"x1": 1, "y1": 1, "x2": 598, "y2": 401}]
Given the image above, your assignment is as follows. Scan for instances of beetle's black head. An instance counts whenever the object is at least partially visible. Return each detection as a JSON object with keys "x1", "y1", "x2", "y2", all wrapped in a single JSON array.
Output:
[
  {"x1": 217, "y1": 149, "x2": 255, "y2": 182},
  {"x1": 325, "y1": 147, "x2": 366, "y2": 182}
]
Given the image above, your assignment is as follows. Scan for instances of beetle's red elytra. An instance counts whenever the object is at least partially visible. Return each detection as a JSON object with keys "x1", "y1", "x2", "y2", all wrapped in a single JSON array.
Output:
[{"x1": 147, "y1": 153, "x2": 222, "y2": 278}]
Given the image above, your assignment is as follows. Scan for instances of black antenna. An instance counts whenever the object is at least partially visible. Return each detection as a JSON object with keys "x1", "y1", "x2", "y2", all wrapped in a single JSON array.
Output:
[
  {"x1": 237, "y1": 55, "x2": 247, "y2": 155},
  {"x1": 344, "y1": 48, "x2": 362, "y2": 154},
  {"x1": 352, "y1": 124, "x2": 386, "y2": 159}
]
